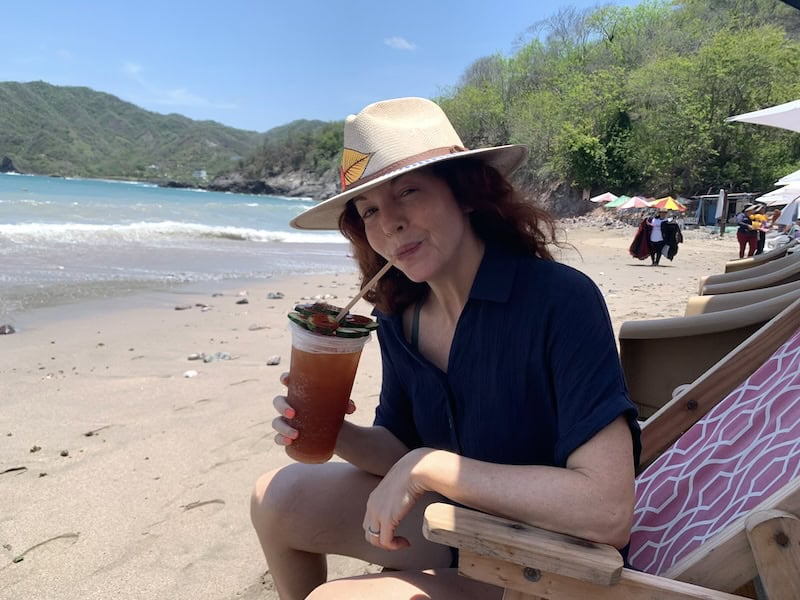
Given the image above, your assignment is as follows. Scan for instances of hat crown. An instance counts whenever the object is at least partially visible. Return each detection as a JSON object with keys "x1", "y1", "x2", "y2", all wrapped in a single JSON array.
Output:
[{"x1": 340, "y1": 98, "x2": 465, "y2": 189}]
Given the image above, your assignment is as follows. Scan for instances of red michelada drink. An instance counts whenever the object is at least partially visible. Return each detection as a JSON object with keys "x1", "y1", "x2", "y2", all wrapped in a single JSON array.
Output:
[{"x1": 285, "y1": 303, "x2": 376, "y2": 463}]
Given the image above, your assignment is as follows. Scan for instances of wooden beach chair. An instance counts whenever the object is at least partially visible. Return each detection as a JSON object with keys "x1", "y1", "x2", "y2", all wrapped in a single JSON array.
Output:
[
  {"x1": 423, "y1": 299, "x2": 800, "y2": 599},
  {"x1": 700, "y1": 251, "x2": 800, "y2": 296},
  {"x1": 723, "y1": 238, "x2": 797, "y2": 273},
  {"x1": 619, "y1": 290, "x2": 800, "y2": 418},
  {"x1": 684, "y1": 280, "x2": 800, "y2": 316}
]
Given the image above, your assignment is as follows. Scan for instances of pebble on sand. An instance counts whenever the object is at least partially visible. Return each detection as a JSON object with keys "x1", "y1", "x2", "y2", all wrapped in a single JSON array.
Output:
[
  {"x1": 0, "y1": 324, "x2": 16, "y2": 335},
  {"x1": 266, "y1": 355, "x2": 281, "y2": 366}
]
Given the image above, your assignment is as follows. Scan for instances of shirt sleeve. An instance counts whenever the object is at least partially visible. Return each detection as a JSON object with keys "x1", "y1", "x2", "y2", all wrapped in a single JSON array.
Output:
[
  {"x1": 543, "y1": 270, "x2": 641, "y2": 468},
  {"x1": 372, "y1": 324, "x2": 423, "y2": 450}
]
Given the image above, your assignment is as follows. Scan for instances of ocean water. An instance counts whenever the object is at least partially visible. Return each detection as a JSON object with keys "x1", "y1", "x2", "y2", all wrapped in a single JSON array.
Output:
[{"x1": 0, "y1": 173, "x2": 352, "y2": 316}]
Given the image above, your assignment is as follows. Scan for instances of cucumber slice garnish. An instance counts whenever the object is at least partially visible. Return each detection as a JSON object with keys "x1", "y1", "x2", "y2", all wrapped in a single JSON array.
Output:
[
  {"x1": 288, "y1": 311, "x2": 309, "y2": 329},
  {"x1": 335, "y1": 327, "x2": 369, "y2": 338}
]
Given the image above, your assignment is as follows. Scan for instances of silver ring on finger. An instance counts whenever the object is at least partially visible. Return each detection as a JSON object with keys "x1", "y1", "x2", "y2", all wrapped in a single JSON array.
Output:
[{"x1": 367, "y1": 526, "x2": 380, "y2": 537}]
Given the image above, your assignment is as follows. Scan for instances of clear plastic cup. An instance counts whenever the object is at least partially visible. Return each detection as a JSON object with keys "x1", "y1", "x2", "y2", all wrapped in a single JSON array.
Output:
[{"x1": 285, "y1": 321, "x2": 370, "y2": 463}]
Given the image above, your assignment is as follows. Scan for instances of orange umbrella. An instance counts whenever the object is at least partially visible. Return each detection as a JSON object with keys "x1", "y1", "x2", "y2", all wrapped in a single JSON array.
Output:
[{"x1": 650, "y1": 196, "x2": 686, "y2": 212}]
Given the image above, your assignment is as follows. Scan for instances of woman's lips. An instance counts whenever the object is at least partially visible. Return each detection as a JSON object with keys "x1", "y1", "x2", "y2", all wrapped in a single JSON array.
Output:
[{"x1": 394, "y1": 241, "x2": 421, "y2": 259}]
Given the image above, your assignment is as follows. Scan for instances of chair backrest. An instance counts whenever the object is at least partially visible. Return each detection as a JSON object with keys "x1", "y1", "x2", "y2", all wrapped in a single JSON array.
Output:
[
  {"x1": 701, "y1": 252, "x2": 800, "y2": 296},
  {"x1": 701, "y1": 249, "x2": 800, "y2": 293},
  {"x1": 620, "y1": 291, "x2": 800, "y2": 418},
  {"x1": 684, "y1": 281, "x2": 800, "y2": 316},
  {"x1": 723, "y1": 239, "x2": 797, "y2": 273},
  {"x1": 629, "y1": 328, "x2": 800, "y2": 584}
]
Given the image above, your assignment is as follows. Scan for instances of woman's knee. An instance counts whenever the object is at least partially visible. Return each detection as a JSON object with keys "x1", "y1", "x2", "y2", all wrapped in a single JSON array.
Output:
[{"x1": 250, "y1": 465, "x2": 302, "y2": 532}]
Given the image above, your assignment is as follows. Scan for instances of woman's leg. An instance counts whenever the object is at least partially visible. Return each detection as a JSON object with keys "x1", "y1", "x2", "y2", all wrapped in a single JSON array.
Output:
[
  {"x1": 653, "y1": 241, "x2": 665, "y2": 265},
  {"x1": 736, "y1": 231, "x2": 746, "y2": 258},
  {"x1": 747, "y1": 235, "x2": 757, "y2": 257},
  {"x1": 250, "y1": 461, "x2": 453, "y2": 600},
  {"x1": 306, "y1": 568, "x2": 504, "y2": 600}
]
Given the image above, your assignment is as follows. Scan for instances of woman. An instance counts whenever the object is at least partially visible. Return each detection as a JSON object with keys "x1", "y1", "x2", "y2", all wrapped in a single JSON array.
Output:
[
  {"x1": 647, "y1": 209, "x2": 668, "y2": 265},
  {"x1": 736, "y1": 205, "x2": 758, "y2": 258},
  {"x1": 250, "y1": 97, "x2": 641, "y2": 600}
]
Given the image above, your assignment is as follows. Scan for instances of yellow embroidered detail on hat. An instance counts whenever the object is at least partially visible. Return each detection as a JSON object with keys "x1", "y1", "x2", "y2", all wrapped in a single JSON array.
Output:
[{"x1": 341, "y1": 148, "x2": 372, "y2": 188}]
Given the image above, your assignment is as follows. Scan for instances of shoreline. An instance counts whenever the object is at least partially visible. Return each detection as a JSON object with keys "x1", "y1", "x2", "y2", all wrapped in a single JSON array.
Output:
[{"x1": 0, "y1": 224, "x2": 739, "y2": 599}]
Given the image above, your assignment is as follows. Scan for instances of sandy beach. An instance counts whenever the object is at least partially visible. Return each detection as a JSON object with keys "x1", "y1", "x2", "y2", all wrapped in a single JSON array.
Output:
[{"x1": 0, "y1": 222, "x2": 738, "y2": 600}]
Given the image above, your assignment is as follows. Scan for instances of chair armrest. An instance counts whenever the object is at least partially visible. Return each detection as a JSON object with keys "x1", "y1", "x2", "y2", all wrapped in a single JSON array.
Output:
[{"x1": 422, "y1": 502, "x2": 623, "y2": 586}]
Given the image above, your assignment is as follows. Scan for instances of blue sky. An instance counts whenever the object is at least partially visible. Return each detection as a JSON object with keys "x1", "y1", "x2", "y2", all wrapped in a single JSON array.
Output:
[{"x1": 2, "y1": 1, "x2": 638, "y2": 132}]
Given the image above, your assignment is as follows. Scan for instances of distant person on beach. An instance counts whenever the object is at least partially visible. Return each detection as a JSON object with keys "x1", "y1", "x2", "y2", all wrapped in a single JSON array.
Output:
[
  {"x1": 735, "y1": 204, "x2": 758, "y2": 258},
  {"x1": 646, "y1": 209, "x2": 668, "y2": 265},
  {"x1": 629, "y1": 209, "x2": 670, "y2": 266},
  {"x1": 753, "y1": 204, "x2": 769, "y2": 255},
  {"x1": 250, "y1": 97, "x2": 641, "y2": 600},
  {"x1": 661, "y1": 213, "x2": 683, "y2": 262}
]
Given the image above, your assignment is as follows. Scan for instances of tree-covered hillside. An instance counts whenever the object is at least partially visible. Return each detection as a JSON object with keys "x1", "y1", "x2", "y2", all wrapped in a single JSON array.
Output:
[
  {"x1": 438, "y1": 0, "x2": 800, "y2": 200},
  {"x1": 0, "y1": 81, "x2": 264, "y2": 181}
]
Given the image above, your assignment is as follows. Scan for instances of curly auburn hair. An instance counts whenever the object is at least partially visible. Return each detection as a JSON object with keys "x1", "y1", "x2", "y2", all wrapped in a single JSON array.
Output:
[{"x1": 338, "y1": 158, "x2": 558, "y2": 314}]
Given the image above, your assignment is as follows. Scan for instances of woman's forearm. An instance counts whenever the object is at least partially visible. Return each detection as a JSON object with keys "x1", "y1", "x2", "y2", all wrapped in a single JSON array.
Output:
[
  {"x1": 335, "y1": 421, "x2": 409, "y2": 476},
  {"x1": 410, "y1": 418, "x2": 636, "y2": 548},
  {"x1": 412, "y1": 452, "x2": 631, "y2": 547}
]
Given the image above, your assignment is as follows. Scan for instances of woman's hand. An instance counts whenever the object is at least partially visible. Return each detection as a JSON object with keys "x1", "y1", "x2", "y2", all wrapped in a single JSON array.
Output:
[
  {"x1": 271, "y1": 372, "x2": 356, "y2": 447},
  {"x1": 362, "y1": 448, "x2": 433, "y2": 550}
]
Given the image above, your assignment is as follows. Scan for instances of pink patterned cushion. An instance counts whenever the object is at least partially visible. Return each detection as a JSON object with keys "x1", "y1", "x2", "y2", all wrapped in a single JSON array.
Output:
[{"x1": 628, "y1": 329, "x2": 800, "y2": 575}]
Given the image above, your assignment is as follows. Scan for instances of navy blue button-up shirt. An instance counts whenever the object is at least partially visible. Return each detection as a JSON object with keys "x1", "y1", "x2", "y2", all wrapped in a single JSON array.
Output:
[{"x1": 373, "y1": 244, "x2": 640, "y2": 468}]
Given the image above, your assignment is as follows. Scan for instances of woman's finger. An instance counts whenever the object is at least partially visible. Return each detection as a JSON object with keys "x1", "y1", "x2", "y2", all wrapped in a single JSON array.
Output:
[
  {"x1": 279, "y1": 371, "x2": 289, "y2": 386},
  {"x1": 346, "y1": 399, "x2": 356, "y2": 415},
  {"x1": 271, "y1": 416, "x2": 297, "y2": 444},
  {"x1": 272, "y1": 395, "x2": 296, "y2": 419}
]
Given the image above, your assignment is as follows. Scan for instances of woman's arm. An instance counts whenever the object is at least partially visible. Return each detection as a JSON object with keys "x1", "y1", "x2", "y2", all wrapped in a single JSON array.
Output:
[
  {"x1": 335, "y1": 421, "x2": 409, "y2": 477},
  {"x1": 365, "y1": 416, "x2": 635, "y2": 550}
]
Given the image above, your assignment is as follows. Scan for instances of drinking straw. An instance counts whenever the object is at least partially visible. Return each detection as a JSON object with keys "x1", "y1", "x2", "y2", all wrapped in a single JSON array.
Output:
[{"x1": 335, "y1": 258, "x2": 396, "y2": 321}]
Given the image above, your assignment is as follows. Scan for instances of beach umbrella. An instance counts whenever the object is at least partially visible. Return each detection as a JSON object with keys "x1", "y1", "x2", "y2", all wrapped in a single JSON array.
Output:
[
  {"x1": 726, "y1": 99, "x2": 800, "y2": 133},
  {"x1": 617, "y1": 196, "x2": 651, "y2": 210},
  {"x1": 776, "y1": 167, "x2": 800, "y2": 186},
  {"x1": 757, "y1": 182, "x2": 800, "y2": 207},
  {"x1": 605, "y1": 194, "x2": 630, "y2": 209},
  {"x1": 650, "y1": 196, "x2": 687, "y2": 212},
  {"x1": 776, "y1": 198, "x2": 800, "y2": 226},
  {"x1": 589, "y1": 191, "x2": 618, "y2": 203}
]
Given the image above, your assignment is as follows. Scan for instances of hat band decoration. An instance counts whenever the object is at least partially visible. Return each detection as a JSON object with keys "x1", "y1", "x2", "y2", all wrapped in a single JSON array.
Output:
[{"x1": 340, "y1": 145, "x2": 468, "y2": 192}]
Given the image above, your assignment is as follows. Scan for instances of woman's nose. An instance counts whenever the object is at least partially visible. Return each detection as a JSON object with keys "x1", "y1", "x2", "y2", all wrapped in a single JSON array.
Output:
[{"x1": 380, "y1": 206, "x2": 406, "y2": 236}]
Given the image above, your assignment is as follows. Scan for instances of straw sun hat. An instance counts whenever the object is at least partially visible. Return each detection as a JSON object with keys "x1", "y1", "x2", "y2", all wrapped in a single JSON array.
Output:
[{"x1": 290, "y1": 97, "x2": 528, "y2": 230}]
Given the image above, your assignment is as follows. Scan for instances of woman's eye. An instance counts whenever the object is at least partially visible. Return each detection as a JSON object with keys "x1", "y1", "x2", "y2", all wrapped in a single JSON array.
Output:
[
  {"x1": 360, "y1": 207, "x2": 377, "y2": 219},
  {"x1": 399, "y1": 187, "x2": 417, "y2": 198}
]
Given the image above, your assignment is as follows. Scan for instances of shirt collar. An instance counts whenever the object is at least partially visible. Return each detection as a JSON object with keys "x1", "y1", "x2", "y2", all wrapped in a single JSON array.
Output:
[{"x1": 469, "y1": 243, "x2": 519, "y2": 303}]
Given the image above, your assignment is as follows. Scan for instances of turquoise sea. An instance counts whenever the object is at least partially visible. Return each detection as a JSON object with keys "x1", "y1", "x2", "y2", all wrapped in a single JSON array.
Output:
[{"x1": 0, "y1": 173, "x2": 351, "y2": 316}]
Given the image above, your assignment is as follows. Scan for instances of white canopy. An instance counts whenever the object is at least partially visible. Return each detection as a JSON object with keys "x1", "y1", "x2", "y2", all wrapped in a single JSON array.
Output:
[
  {"x1": 776, "y1": 168, "x2": 800, "y2": 186},
  {"x1": 727, "y1": 100, "x2": 800, "y2": 133},
  {"x1": 757, "y1": 182, "x2": 800, "y2": 207}
]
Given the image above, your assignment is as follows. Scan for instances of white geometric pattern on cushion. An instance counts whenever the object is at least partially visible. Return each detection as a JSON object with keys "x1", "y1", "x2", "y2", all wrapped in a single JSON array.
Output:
[{"x1": 628, "y1": 328, "x2": 800, "y2": 575}]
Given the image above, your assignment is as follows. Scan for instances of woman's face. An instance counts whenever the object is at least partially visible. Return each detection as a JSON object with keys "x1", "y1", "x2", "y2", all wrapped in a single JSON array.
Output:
[{"x1": 353, "y1": 168, "x2": 474, "y2": 283}]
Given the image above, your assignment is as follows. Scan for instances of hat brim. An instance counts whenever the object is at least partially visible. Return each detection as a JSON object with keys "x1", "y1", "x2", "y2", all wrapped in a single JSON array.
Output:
[{"x1": 290, "y1": 144, "x2": 529, "y2": 230}]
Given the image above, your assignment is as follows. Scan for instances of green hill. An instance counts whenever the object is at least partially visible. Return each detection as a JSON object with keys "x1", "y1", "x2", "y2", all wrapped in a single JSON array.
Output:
[{"x1": 0, "y1": 81, "x2": 263, "y2": 182}]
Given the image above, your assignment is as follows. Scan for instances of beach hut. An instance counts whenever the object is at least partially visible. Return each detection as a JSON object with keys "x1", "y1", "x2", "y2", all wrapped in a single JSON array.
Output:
[{"x1": 589, "y1": 191, "x2": 618, "y2": 204}]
